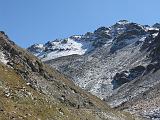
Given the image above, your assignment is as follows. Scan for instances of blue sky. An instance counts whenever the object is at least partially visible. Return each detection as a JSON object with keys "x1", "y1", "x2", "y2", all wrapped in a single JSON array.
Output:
[{"x1": 0, "y1": 0, "x2": 160, "y2": 48}]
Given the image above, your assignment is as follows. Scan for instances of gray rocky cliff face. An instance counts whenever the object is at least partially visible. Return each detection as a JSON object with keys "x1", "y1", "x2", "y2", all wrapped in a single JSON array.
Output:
[{"x1": 42, "y1": 21, "x2": 153, "y2": 98}]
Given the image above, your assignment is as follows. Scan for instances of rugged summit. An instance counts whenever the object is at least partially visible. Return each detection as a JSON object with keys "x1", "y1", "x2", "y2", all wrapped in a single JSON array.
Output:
[
  {"x1": 28, "y1": 20, "x2": 152, "y2": 61},
  {"x1": 0, "y1": 32, "x2": 135, "y2": 120},
  {"x1": 28, "y1": 20, "x2": 158, "y2": 96},
  {"x1": 27, "y1": 35, "x2": 95, "y2": 61},
  {"x1": 28, "y1": 20, "x2": 160, "y2": 119}
]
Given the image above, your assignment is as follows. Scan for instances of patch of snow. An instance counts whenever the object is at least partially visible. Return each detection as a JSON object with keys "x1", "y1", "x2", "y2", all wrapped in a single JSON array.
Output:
[
  {"x1": 152, "y1": 33, "x2": 159, "y2": 38},
  {"x1": 139, "y1": 36, "x2": 147, "y2": 42},
  {"x1": 0, "y1": 51, "x2": 8, "y2": 65},
  {"x1": 117, "y1": 20, "x2": 129, "y2": 25},
  {"x1": 38, "y1": 38, "x2": 94, "y2": 61},
  {"x1": 36, "y1": 44, "x2": 44, "y2": 48},
  {"x1": 146, "y1": 27, "x2": 159, "y2": 31}
]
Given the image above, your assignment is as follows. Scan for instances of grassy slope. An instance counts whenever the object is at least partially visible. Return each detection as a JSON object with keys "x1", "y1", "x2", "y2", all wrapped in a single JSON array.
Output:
[{"x1": 0, "y1": 63, "x2": 100, "y2": 120}]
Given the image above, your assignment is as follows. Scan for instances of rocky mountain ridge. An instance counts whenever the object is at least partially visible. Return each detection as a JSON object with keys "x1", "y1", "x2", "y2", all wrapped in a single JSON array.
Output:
[
  {"x1": 28, "y1": 20, "x2": 160, "y2": 119},
  {"x1": 0, "y1": 31, "x2": 135, "y2": 120},
  {"x1": 28, "y1": 20, "x2": 158, "y2": 61},
  {"x1": 28, "y1": 20, "x2": 159, "y2": 96}
]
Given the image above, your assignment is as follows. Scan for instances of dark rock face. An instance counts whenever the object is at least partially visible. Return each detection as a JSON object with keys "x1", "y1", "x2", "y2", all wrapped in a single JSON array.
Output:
[
  {"x1": 129, "y1": 65, "x2": 146, "y2": 77},
  {"x1": 92, "y1": 38, "x2": 110, "y2": 47},
  {"x1": 112, "y1": 71, "x2": 129, "y2": 89},
  {"x1": 126, "y1": 23, "x2": 146, "y2": 33},
  {"x1": 148, "y1": 29, "x2": 159, "y2": 34},
  {"x1": 110, "y1": 23, "x2": 147, "y2": 53},
  {"x1": 94, "y1": 27, "x2": 111, "y2": 38},
  {"x1": 27, "y1": 44, "x2": 44, "y2": 54},
  {"x1": 153, "y1": 23, "x2": 160, "y2": 28},
  {"x1": 141, "y1": 30, "x2": 160, "y2": 62},
  {"x1": 112, "y1": 66, "x2": 146, "y2": 89},
  {"x1": 150, "y1": 31, "x2": 160, "y2": 62},
  {"x1": 140, "y1": 34, "x2": 154, "y2": 51},
  {"x1": 92, "y1": 27, "x2": 112, "y2": 47},
  {"x1": 94, "y1": 27, "x2": 110, "y2": 35}
]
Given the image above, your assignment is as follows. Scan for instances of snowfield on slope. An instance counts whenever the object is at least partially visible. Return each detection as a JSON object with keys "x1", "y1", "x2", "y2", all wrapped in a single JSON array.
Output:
[
  {"x1": 0, "y1": 51, "x2": 9, "y2": 65},
  {"x1": 37, "y1": 38, "x2": 94, "y2": 61}
]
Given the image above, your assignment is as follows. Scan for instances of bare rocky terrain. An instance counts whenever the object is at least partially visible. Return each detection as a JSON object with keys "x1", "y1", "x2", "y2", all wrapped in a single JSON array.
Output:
[
  {"x1": 28, "y1": 20, "x2": 160, "y2": 119},
  {"x1": 0, "y1": 31, "x2": 136, "y2": 120}
]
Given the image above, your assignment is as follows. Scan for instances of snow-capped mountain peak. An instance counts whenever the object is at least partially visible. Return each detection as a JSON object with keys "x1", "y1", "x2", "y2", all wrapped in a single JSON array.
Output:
[
  {"x1": 26, "y1": 21, "x2": 160, "y2": 119},
  {"x1": 28, "y1": 36, "x2": 95, "y2": 61},
  {"x1": 28, "y1": 20, "x2": 159, "y2": 61}
]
